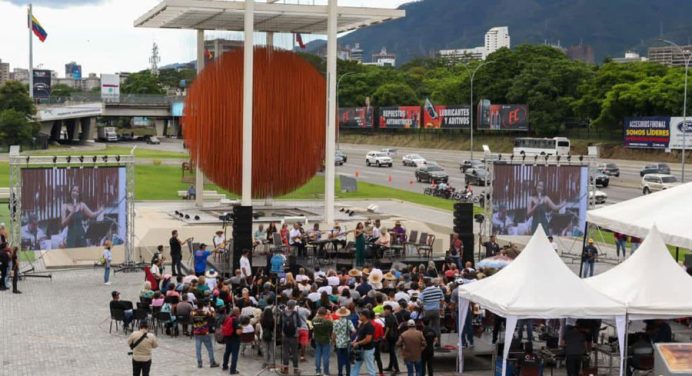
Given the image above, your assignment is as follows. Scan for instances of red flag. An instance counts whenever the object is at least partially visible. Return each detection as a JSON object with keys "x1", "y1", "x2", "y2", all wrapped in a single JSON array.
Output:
[{"x1": 295, "y1": 33, "x2": 306, "y2": 49}]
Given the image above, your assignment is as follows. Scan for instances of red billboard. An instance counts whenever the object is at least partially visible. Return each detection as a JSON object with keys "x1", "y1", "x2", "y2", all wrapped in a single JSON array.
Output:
[
  {"x1": 339, "y1": 107, "x2": 374, "y2": 128},
  {"x1": 477, "y1": 103, "x2": 529, "y2": 131},
  {"x1": 378, "y1": 106, "x2": 421, "y2": 129},
  {"x1": 423, "y1": 105, "x2": 471, "y2": 129}
]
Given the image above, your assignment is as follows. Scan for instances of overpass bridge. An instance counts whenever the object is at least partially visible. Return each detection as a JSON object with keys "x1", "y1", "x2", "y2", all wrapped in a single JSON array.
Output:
[{"x1": 35, "y1": 94, "x2": 184, "y2": 143}]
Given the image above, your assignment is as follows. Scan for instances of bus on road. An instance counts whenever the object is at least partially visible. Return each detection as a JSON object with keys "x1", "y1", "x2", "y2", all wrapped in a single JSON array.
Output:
[{"x1": 513, "y1": 137, "x2": 571, "y2": 156}]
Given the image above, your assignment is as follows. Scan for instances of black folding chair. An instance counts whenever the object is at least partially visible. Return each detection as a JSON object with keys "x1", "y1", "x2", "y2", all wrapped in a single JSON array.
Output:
[
  {"x1": 155, "y1": 311, "x2": 172, "y2": 335},
  {"x1": 109, "y1": 308, "x2": 127, "y2": 334}
]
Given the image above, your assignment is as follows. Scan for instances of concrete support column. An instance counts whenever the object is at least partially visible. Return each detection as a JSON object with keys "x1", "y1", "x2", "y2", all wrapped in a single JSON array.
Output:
[
  {"x1": 195, "y1": 29, "x2": 206, "y2": 207},
  {"x1": 79, "y1": 117, "x2": 91, "y2": 144},
  {"x1": 324, "y1": 0, "x2": 338, "y2": 226},
  {"x1": 241, "y1": 0, "x2": 255, "y2": 206}
]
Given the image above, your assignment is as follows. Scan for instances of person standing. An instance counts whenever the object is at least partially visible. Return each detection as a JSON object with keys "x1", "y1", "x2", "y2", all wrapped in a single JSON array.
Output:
[
  {"x1": 222, "y1": 307, "x2": 242, "y2": 374},
  {"x1": 127, "y1": 321, "x2": 158, "y2": 376},
  {"x1": 449, "y1": 234, "x2": 462, "y2": 269},
  {"x1": 397, "y1": 320, "x2": 426, "y2": 376},
  {"x1": 581, "y1": 239, "x2": 598, "y2": 278},
  {"x1": 191, "y1": 300, "x2": 220, "y2": 368},
  {"x1": 563, "y1": 322, "x2": 587, "y2": 376},
  {"x1": 103, "y1": 240, "x2": 113, "y2": 286},
  {"x1": 194, "y1": 243, "x2": 212, "y2": 277},
  {"x1": 240, "y1": 249, "x2": 252, "y2": 284},
  {"x1": 313, "y1": 307, "x2": 334, "y2": 376},
  {"x1": 419, "y1": 278, "x2": 444, "y2": 347},
  {"x1": 421, "y1": 319, "x2": 436, "y2": 376},
  {"x1": 383, "y1": 305, "x2": 401, "y2": 374},
  {"x1": 351, "y1": 309, "x2": 377, "y2": 376},
  {"x1": 281, "y1": 300, "x2": 301, "y2": 376},
  {"x1": 11, "y1": 247, "x2": 20, "y2": 294},
  {"x1": 260, "y1": 307, "x2": 276, "y2": 369},
  {"x1": 614, "y1": 232, "x2": 625, "y2": 260},
  {"x1": 354, "y1": 222, "x2": 366, "y2": 267},
  {"x1": 0, "y1": 244, "x2": 9, "y2": 291},
  {"x1": 630, "y1": 236, "x2": 641, "y2": 255},
  {"x1": 481, "y1": 235, "x2": 500, "y2": 258},
  {"x1": 333, "y1": 307, "x2": 356, "y2": 376},
  {"x1": 169, "y1": 230, "x2": 190, "y2": 276}
]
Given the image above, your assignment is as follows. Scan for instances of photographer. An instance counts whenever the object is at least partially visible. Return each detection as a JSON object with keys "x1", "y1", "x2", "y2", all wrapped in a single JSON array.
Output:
[{"x1": 127, "y1": 321, "x2": 158, "y2": 376}]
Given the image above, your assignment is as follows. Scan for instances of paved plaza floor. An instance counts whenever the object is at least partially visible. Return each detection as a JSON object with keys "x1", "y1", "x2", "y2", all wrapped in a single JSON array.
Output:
[{"x1": 1, "y1": 267, "x2": 465, "y2": 376}]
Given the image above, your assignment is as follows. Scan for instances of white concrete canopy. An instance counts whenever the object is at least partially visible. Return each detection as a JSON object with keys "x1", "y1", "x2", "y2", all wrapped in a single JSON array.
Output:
[{"x1": 134, "y1": 0, "x2": 405, "y2": 34}]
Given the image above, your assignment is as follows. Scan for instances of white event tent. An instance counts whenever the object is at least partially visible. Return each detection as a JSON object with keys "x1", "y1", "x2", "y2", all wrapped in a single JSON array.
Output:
[
  {"x1": 458, "y1": 226, "x2": 627, "y2": 376},
  {"x1": 585, "y1": 225, "x2": 692, "y2": 319},
  {"x1": 586, "y1": 182, "x2": 692, "y2": 250}
]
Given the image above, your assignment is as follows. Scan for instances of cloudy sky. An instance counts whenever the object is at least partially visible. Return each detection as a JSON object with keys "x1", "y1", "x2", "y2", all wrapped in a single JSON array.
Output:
[{"x1": 0, "y1": 0, "x2": 412, "y2": 76}]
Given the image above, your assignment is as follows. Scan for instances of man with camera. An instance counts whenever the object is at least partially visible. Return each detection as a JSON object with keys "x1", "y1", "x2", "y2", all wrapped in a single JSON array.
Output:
[
  {"x1": 127, "y1": 320, "x2": 158, "y2": 376},
  {"x1": 351, "y1": 309, "x2": 377, "y2": 376}
]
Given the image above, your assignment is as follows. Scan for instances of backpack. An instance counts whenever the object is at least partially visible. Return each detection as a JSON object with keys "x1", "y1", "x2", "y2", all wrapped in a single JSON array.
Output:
[
  {"x1": 214, "y1": 314, "x2": 230, "y2": 344},
  {"x1": 221, "y1": 315, "x2": 235, "y2": 337},
  {"x1": 282, "y1": 311, "x2": 299, "y2": 337}
]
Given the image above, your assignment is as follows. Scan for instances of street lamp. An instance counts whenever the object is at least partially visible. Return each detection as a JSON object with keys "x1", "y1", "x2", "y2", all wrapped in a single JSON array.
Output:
[
  {"x1": 336, "y1": 71, "x2": 357, "y2": 151},
  {"x1": 460, "y1": 60, "x2": 495, "y2": 160},
  {"x1": 661, "y1": 39, "x2": 692, "y2": 182}
]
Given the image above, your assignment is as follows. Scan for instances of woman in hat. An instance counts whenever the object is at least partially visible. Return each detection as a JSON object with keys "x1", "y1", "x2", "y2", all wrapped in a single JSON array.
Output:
[{"x1": 354, "y1": 222, "x2": 366, "y2": 267}]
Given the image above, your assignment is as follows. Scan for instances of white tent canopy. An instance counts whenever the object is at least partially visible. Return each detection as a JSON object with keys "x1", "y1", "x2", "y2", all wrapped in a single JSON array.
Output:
[
  {"x1": 585, "y1": 225, "x2": 692, "y2": 319},
  {"x1": 457, "y1": 226, "x2": 626, "y2": 376},
  {"x1": 586, "y1": 182, "x2": 692, "y2": 249}
]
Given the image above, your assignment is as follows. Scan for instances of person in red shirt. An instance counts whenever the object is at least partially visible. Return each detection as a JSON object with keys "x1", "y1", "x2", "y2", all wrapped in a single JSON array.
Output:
[
  {"x1": 444, "y1": 263, "x2": 459, "y2": 281},
  {"x1": 370, "y1": 311, "x2": 385, "y2": 376}
]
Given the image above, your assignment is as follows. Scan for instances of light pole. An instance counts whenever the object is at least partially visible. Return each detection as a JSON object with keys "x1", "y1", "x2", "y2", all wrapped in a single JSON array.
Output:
[
  {"x1": 662, "y1": 39, "x2": 692, "y2": 182},
  {"x1": 336, "y1": 71, "x2": 356, "y2": 151},
  {"x1": 461, "y1": 60, "x2": 495, "y2": 160}
]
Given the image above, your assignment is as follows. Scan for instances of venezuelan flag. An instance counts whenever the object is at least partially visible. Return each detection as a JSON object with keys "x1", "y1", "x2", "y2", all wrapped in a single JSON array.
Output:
[{"x1": 29, "y1": 14, "x2": 47, "y2": 42}]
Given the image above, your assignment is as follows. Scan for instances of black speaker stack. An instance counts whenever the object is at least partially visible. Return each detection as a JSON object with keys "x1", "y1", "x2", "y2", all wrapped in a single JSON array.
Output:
[
  {"x1": 232, "y1": 205, "x2": 253, "y2": 271},
  {"x1": 453, "y1": 202, "x2": 475, "y2": 266}
]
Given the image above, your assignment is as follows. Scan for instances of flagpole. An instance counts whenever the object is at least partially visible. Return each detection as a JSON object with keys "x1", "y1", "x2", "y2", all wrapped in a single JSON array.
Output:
[{"x1": 29, "y1": 3, "x2": 34, "y2": 99}]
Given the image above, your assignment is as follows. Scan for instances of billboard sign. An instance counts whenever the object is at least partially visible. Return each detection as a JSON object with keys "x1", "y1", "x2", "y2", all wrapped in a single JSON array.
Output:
[
  {"x1": 477, "y1": 102, "x2": 529, "y2": 131},
  {"x1": 624, "y1": 117, "x2": 670, "y2": 149},
  {"x1": 36, "y1": 103, "x2": 103, "y2": 122},
  {"x1": 491, "y1": 164, "x2": 588, "y2": 237},
  {"x1": 71, "y1": 66, "x2": 82, "y2": 80},
  {"x1": 339, "y1": 107, "x2": 374, "y2": 128},
  {"x1": 378, "y1": 106, "x2": 421, "y2": 129},
  {"x1": 32, "y1": 69, "x2": 52, "y2": 99},
  {"x1": 20, "y1": 167, "x2": 127, "y2": 251},
  {"x1": 423, "y1": 105, "x2": 471, "y2": 129},
  {"x1": 669, "y1": 117, "x2": 692, "y2": 150},
  {"x1": 101, "y1": 73, "x2": 120, "y2": 102}
]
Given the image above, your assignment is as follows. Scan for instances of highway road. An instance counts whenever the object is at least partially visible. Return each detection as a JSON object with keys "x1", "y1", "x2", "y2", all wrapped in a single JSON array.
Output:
[{"x1": 118, "y1": 140, "x2": 684, "y2": 205}]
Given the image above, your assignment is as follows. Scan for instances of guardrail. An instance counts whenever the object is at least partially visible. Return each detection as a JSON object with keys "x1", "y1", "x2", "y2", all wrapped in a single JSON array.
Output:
[{"x1": 39, "y1": 94, "x2": 185, "y2": 106}]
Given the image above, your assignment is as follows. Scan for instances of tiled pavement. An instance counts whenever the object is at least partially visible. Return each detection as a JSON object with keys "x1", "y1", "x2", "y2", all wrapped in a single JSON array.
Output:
[{"x1": 1, "y1": 268, "x2": 464, "y2": 376}]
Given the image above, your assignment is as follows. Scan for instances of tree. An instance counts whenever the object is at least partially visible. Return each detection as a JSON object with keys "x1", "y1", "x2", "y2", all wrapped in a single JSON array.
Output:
[
  {"x1": 0, "y1": 109, "x2": 40, "y2": 146},
  {"x1": 371, "y1": 82, "x2": 418, "y2": 106},
  {"x1": 121, "y1": 71, "x2": 165, "y2": 95},
  {"x1": 50, "y1": 84, "x2": 75, "y2": 98},
  {"x1": 0, "y1": 81, "x2": 35, "y2": 115}
]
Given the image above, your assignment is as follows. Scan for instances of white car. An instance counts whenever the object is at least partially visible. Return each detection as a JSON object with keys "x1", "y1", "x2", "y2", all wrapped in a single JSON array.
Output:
[
  {"x1": 589, "y1": 190, "x2": 607, "y2": 205},
  {"x1": 402, "y1": 154, "x2": 426, "y2": 166},
  {"x1": 641, "y1": 174, "x2": 680, "y2": 194},
  {"x1": 365, "y1": 151, "x2": 393, "y2": 167},
  {"x1": 381, "y1": 148, "x2": 398, "y2": 157}
]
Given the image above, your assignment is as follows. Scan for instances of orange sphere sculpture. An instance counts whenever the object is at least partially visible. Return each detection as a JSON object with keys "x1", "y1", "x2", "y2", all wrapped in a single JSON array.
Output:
[{"x1": 183, "y1": 47, "x2": 326, "y2": 198}]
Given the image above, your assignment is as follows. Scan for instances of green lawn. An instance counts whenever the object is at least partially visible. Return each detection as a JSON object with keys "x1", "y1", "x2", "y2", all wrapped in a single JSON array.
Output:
[{"x1": 25, "y1": 145, "x2": 188, "y2": 159}]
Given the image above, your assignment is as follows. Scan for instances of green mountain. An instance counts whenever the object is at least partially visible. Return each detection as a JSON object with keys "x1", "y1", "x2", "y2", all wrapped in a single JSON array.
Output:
[{"x1": 339, "y1": 0, "x2": 692, "y2": 64}]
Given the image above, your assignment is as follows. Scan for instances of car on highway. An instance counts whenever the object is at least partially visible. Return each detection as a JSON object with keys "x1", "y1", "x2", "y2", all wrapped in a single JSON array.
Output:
[
  {"x1": 365, "y1": 151, "x2": 393, "y2": 167},
  {"x1": 336, "y1": 150, "x2": 347, "y2": 163},
  {"x1": 381, "y1": 148, "x2": 398, "y2": 157},
  {"x1": 415, "y1": 164, "x2": 448, "y2": 183},
  {"x1": 335, "y1": 154, "x2": 345, "y2": 166},
  {"x1": 640, "y1": 163, "x2": 670, "y2": 177},
  {"x1": 589, "y1": 190, "x2": 608, "y2": 205},
  {"x1": 591, "y1": 172, "x2": 609, "y2": 188},
  {"x1": 402, "y1": 154, "x2": 426, "y2": 166},
  {"x1": 641, "y1": 173, "x2": 679, "y2": 194},
  {"x1": 146, "y1": 135, "x2": 161, "y2": 145},
  {"x1": 465, "y1": 168, "x2": 490, "y2": 186},
  {"x1": 460, "y1": 159, "x2": 484, "y2": 173},
  {"x1": 597, "y1": 163, "x2": 620, "y2": 177}
]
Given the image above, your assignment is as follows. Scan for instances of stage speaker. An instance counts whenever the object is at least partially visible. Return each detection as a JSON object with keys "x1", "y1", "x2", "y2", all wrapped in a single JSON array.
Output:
[
  {"x1": 461, "y1": 233, "x2": 475, "y2": 266},
  {"x1": 232, "y1": 205, "x2": 253, "y2": 271},
  {"x1": 453, "y1": 202, "x2": 473, "y2": 234}
]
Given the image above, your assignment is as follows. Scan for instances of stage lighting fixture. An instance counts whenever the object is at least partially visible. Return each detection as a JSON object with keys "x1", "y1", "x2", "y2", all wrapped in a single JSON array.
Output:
[
  {"x1": 52, "y1": 156, "x2": 57, "y2": 164},
  {"x1": 102, "y1": 156, "x2": 108, "y2": 163},
  {"x1": 521, "y1": 154, "x2": 526, "y2": 162},
  {"x1": 339, "y1": 208, "x2": 345, "y2": 212},
  {"x1": 25, "y1": 156, "x2": 30, "y2": 163},
  {"x1": 544, "y1": 154, "x2": 550, "y2": 163},
  {"x1": 194, "y1": 215, "x2": 200, "y2": 221},
  {"x1": 579, "y1": 155, "x2": 584, "y2": 163},
  {"x1": 78, "y1": 156, "x2": 84, "y2": 163},
  {"x1": 497, "y1": 154, "x2": 502, "y2": 161},
  {"x1": 556, "y1": 156, "x2": 561, "y2": 163},
  {"x1": 349, "y1": 211, "x2": 354, "y2": 217},
  {"x1": 566, "y1": 155, "x2": 572, "y2": 164},
  {"x1": 184, "y1": 214, "x2": 190, "y2": 219},
  {"x1": 92, "y1": 156, "x2": 98, "y2": 163},
  {"x1": 115, "y1": 156, "x2": 121, "y2": 163},
  {"x1": 175, "y1": 210, "x2": 180, "y2": 215},
  {"x1": 474, "y1": 214, "x2": 485, "y2": 223},
  {"x1": 533, "y1": 155, "x2": 538, "y2": 166},
  {"x1": 66, "y1": 156, "x2": 71, "y2": 163},
  {"x1": 178, "y1": 212, "x2": 184, "y2": 217},
  {"x1": 510, "y1": 155, "x2": 515, "y2": 163}
]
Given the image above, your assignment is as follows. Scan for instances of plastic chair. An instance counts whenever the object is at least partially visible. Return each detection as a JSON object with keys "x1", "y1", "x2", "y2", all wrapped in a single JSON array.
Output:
[
  {"x1": 415, "y1": 232, "x2": 429, "y2": 257},
  {"x1": 404, "y1": 231, "x2": 418, "y2": 257},
  {"x1": 418, "y1": 234, "x2": 435, "y2": 259},
  {"x1": 109, "y1": 308, "x2": 127, "y2": 334}
]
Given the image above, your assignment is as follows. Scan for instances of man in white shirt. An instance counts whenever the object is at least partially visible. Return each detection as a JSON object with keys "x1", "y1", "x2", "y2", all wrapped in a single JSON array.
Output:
[
  {"x1": 295, "y1": 268, "x2": 310, "y2": 283},
  {"x1": 394, "y1": 286, "x2": 410, "y2": 303},
  {"x1": 240, "y1": 249, "x2": 252, "y2": 282},
  {"x1": 103, "y1": 240, "x2": 113, "y2": 285},
  {"x1": 289, "y1": 223, "x2": 305, "y2": 257},
  {"x1": 313, "y1": 266, "x2": 327, "y2": 282},
  {"x1": 307, "y1": 285, "x2": 321, "y2": 302},
  {"x1": 371, "y1": 219, "x2": 382, "y2": 240}
]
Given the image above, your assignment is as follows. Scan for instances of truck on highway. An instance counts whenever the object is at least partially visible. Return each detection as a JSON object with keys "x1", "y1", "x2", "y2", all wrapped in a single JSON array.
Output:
[{"x1": 97, "y1": 127, "x2": 119, "y2": 142}]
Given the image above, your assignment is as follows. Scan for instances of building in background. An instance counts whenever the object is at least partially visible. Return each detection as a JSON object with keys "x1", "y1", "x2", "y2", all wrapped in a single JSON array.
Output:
[
  {"x1": 365, "y1": 47, "x2": 396, "y2": 67},
  {"x1": 612, "y1": 51, "x2": 648, "y2": 64},
  {"x1": 350, "y1": 43, "x2": 364, "y2": 63},
  {"x1": 648, "y1": 45, "x2": 692, "y2": 67},
  {"x1": 0, "y1": 59, "x2": 9, "y2": 86},
  {"x1": 566, "y1": 44, "x2": 595, "y2": 64},
  {"x1": 439, "y1": 26, "x2": 510, "y2": 61},
  {"x1": 65, "y1": 61, "x2": 82, "y2": 80},
  {"x1": 11, "y1": 68, "x2": 29, "y2": 83}
]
